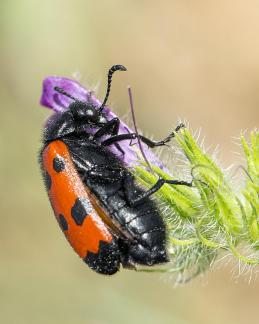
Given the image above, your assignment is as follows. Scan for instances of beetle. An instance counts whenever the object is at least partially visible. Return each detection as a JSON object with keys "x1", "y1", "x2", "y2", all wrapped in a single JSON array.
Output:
[{"x1": 40, "y1": 65, "x2": 192, "y2": 274}]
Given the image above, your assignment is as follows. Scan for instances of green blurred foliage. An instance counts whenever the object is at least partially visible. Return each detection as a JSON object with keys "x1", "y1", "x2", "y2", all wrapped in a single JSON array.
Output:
[{"x1": 0, "y1": 1, "x2": 259, "y2": 323}]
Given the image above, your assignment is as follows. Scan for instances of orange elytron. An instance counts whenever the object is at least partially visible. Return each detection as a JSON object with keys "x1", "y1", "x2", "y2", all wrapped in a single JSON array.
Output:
[{"x1": 42, "y1": 140, "x2": 116, "y2": 259}]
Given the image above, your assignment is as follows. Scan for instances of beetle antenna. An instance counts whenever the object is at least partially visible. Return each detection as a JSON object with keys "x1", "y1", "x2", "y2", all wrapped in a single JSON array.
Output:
[
  {"x1": 54, "y1": 86, "x2": 77, "y2": 101},
  {"x1": 128, "y1": 87, "x2": 154, "y2": 175},
  {"x1": 98, "y1": 65, "x2": 127, "y2": 113}
]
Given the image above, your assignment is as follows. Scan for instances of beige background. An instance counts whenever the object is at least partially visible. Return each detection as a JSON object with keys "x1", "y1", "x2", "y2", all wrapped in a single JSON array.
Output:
[{"x1": 1, "y1": 1, "x2": 259, "y2": 323}]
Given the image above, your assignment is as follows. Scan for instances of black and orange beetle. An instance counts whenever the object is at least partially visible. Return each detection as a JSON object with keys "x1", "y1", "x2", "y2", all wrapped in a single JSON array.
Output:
[{"x1": 39, "y1": 65, "x2": 192, "y2": 274}]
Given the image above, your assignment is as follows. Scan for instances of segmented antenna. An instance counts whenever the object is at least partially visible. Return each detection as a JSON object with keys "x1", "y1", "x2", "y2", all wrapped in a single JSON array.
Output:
[
  {"x1": 98, "y1": 65, "x2": 127, "y2": 113},
  {"x1": 54, "y1": 86, "x2": 77, "y2": 101},
  {"x1": 128, "y1": 87, "x2": 154, "y2": 175}
]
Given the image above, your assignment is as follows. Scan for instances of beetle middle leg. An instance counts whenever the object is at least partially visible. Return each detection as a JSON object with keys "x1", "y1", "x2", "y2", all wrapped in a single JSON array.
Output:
[{"x1": 123, "y1": 172, "x2": 192, "y2": 207}]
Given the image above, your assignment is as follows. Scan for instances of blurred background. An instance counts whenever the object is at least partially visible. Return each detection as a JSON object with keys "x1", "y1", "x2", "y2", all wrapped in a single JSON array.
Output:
[{"x1": 1, "y1": 1, "x2": 259, "y2": 323}]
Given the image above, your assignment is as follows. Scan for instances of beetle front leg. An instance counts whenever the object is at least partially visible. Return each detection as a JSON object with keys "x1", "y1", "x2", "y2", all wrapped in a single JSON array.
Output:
[
  {"x1": 102, "y1": 123, "x2": 185, "y2": 148},
  {"x1": 93, "y1": 118, "x2": 120, "y2": 139},
  {"x1": 94, "y1": 118, "x2": 125, "y2": 154}
]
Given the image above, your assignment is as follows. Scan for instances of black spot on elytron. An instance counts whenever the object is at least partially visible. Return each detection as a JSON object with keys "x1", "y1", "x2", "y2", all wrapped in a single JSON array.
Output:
[
  {"x1": 58, "y1": 214, "x2": 68, "y2": 231},
  {"x1": 53, "y1": 155, "x2": 65, "y2": 173},
  {"x1": 44, "y1": 171, "x2": 52, "y2": 190},
  {"x1": 71, "y1": 197, "x2": 93, "y2": 226},
  {"x1": 84, "y1": 240, "x2": 120, "y2": 275}
]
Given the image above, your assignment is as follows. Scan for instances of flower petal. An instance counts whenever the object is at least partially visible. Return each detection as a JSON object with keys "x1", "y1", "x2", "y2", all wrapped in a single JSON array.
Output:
[{"x1": 40, "y1": 76, "x2": 91, "y2": 112}]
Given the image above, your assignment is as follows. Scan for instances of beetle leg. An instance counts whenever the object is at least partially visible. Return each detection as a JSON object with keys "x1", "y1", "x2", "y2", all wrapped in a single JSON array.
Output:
[
  {"x1": 94, "y1": 118, "x2": 127, "y2": 154},
  {"x1": 94, "y1": 117, "x2": 126, "y2": 154},
  {"x1": 102, "y1": 123, "x2": 185, "y2": 148},
  {"x1": 114, "y1": 143, "x2": 125, "y2": 155},
  {"x1": 123, "y1": 173, "x2": 192, "y2": 207},
  {"x1": 93, "y1": 118, "x2": 120, "y2": 139}
]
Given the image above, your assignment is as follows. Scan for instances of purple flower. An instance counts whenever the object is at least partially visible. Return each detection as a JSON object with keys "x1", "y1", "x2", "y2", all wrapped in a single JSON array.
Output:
[{"x1": 40, "y1": 76, "x2": 167, "y2": 171}]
